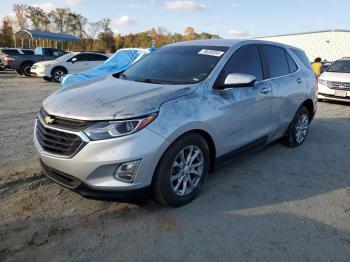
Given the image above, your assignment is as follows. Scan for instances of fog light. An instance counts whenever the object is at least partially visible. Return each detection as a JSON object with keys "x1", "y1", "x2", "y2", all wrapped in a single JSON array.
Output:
[{"x1": 114, "y1": 160, "x2": 141, "y2": 182}]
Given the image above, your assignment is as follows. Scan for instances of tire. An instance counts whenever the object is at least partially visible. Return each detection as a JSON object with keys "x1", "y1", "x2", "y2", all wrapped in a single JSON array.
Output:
[
  {"x1": 20, "y1": 63, "x2": 33, "y2": 76},
  {"x1": 281, "y1": 106, "x2": 310, "y2": 147},
  {"x1": 16, "y1": 69, "x2": 23, "y2": 75},
  {"x1": 152, "y1": 133, "x2": 210, "y2": 207},
  {"x1": 51, "y1": 67, "x2": 67, "y2": 82},
  {"x1": 43, "y1": 76, "x2": 52, "y2": 82}
]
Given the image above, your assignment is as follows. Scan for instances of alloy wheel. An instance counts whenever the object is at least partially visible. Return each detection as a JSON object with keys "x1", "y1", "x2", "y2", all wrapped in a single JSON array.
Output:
[
  {"x1": 295, "y1": 113, "x2": 309, "y2": 143},
  {"x1": 170, "y1": 145, "x2": 204, "y2": 196}
]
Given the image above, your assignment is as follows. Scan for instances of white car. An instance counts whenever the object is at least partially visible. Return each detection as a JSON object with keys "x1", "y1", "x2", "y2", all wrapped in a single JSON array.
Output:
[
  {"x1": 318, "y1": 57, "x2": 350, "y2": 103},
  {"x1": 31, "y1": 52, "x2": 109, "y2": 82}
]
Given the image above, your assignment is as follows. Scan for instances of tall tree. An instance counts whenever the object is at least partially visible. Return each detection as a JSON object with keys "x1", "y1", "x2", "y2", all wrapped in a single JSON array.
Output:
[
  {"x1": 87, "y1": 21, "x2": 102, "y2": 49},
  {"x1": 13, "y1": 4, "x2": 28, "y2": 30},
  {"x1": 98, "y1": 18, "x2": 115, "y2": 52},
  {"x1": 25, "y1": 6, "x2": 50, "y2": 31},
  {"x1": 49, "y1": 8, "x2": 69, "y2": 34},
  {"x1": 184, "y1": 26, "x2": 196, "y2": 40},
  {"x1": 0, "y1": 17, "x2": 14, "y2": 47}
]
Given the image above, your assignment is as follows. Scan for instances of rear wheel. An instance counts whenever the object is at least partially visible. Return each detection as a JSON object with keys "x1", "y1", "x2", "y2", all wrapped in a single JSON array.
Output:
[
  {"x1": 20, "y1": 63, "x2": 33, "y2": 76},
  {"x1": 281, "y1": 106, "x2": 310, "y2": 147},
  {"x1": 153, "y1": 133, "x2": 210, "y2": 207},
  {"x1": 51, "y1": 67, "x2": 67, "y2": 82}
]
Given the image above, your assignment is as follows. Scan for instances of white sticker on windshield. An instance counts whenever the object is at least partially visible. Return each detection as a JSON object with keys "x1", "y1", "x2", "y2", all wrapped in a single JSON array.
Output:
[{"x1": 198, "y1": 49, "x2": 224, "y2": 57}]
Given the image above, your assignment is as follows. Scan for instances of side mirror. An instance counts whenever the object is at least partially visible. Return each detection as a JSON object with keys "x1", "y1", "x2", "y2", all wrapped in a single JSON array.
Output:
[
  {"x1": 217, "y1": 73, "x2": 256, "y2": 89},
  {"x1": 71, "y1": 57, "x2": 78, "y2": 63}
]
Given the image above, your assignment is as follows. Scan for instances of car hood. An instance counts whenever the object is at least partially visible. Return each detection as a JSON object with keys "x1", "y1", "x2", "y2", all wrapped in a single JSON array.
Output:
[
  {"x1": 43, "y1": 75, "x2": 195, "y2": 120},
  {"x1": 320, "y1": 72, "x2": 350, "y2": 82}
]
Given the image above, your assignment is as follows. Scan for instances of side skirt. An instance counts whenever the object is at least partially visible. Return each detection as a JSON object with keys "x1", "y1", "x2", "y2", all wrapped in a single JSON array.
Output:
[{"x1": 213, "y1": 135, "x2": 268, "y2": 171}]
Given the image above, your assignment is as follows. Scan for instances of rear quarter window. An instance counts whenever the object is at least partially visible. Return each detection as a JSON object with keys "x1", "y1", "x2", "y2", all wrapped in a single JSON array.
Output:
[
  {"x1": 291, "y1": 48, "x2": 312, "y2": 69},
  {"x1": 286, "y1": 52, "x2": 298, "y2": 73}
]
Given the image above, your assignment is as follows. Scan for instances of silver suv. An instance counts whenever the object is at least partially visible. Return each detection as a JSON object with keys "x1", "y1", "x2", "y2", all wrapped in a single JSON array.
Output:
[{"x1": 34, "y1": 39, "x2": 317, "y2": 206}]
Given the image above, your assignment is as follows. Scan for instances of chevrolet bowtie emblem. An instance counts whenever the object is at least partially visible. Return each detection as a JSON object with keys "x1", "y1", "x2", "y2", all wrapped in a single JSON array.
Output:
[{"x1": 44, "y1": 116, "x2": 55, "y2": 125}]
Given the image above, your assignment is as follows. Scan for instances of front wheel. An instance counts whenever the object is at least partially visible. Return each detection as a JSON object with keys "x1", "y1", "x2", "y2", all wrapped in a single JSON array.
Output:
[
  {"x1": 281, "y1": 106, "x2": 310, "y2": 147},
  {"x1": 51, "y1": 67, "x2": 67, "y2": 82},
  {"x1": 153, "y1": 133, "x2": 210, "y2": 207}
]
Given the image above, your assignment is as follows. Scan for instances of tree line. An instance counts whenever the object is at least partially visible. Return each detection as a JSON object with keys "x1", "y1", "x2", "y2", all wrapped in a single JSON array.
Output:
[{"x1": 0, "y1": 4, "x2": 220, "y2": 52}]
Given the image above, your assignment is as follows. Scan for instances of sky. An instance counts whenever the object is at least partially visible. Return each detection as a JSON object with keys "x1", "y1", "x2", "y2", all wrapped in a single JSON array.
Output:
[{"x1": 1, "y1": 0, "x2": 350, "y2": 38}]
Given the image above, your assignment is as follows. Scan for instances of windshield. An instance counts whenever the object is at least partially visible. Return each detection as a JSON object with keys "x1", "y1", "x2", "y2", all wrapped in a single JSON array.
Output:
[
  {"x1": 327, "y1": 60, "x2": 350, "y2": 73},
  {"x1": 55, "y1": 53, "x2": 76, "y2": 61},
  {"x1": 121, "y1": 45, "x2": 229, "y2": 85}
]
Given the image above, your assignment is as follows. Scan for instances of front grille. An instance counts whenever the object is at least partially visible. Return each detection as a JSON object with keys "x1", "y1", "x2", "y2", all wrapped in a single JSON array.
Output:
[
  {"x1": 329, "y1": 81, "x2": 350, "y2": 90},
  {"x1": 39, "y1": 108, "x2": 92, "y2": 131},
  {"x1": 36, "y1": 119, "x2": 86, "y2": 157}
]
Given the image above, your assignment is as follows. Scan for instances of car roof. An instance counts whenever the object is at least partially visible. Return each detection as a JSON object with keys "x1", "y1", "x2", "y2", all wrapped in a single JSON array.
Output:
[
  {"x1": 337, "y1": 57, "x2": 350, "y2": 61},
  {"x1": 167, "y1": 38, "x2": 301, "y2": 51}
]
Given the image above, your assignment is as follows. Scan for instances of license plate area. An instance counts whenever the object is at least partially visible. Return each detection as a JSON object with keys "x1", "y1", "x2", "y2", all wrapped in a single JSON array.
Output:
[{"x1": 335, "y1": 90, "x2": 347, "y2": 97}]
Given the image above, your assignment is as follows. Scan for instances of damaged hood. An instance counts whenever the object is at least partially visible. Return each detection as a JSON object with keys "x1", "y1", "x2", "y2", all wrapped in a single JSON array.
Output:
[{"x1": 43, "y1": 75, "x2": 195, "y2": 120}]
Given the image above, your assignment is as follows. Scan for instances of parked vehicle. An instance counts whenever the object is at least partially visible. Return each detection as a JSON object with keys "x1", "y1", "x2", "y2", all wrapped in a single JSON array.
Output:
[
  {"x1": 34, "y1": 39, "x2": 317, "y2": 206},
  {"x1": 318, "y1": 57, "x2": 350, "y2": 102},
  {"x1": 60, "y1": 48, "x2": 153, "y2": 87},
  {"x1": 321, "y1": 61, "x2": 332, "y2": 73},
  {"x1": 4, "y1": 47, "x2": 66, "y2": 76},
  {"x1": 31, "y1": 52, "x2": 109, "y2": 82},
  {"x1": 0, "y1": 48, "x2": 34, "y2": 70}
]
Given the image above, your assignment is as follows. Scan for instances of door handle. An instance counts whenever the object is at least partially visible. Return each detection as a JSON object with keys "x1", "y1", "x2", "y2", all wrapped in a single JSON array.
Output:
[
  {"x1": 260, "y1": 87, "x2": 272, "y2": 94},
  {"x1": 296, "y1": 78, "x2": 303, "y2": 84}
]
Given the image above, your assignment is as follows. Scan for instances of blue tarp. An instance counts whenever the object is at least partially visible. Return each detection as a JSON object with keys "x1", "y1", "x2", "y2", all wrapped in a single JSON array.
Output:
[{"x1": 61, "y1": 48, "x2": 154, "y2": 87}]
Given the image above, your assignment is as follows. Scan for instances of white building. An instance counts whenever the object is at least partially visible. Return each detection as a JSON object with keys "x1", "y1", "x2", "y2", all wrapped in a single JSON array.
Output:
[{"x1": 254, "y1": 29, "x2": 350, "y2": 62}]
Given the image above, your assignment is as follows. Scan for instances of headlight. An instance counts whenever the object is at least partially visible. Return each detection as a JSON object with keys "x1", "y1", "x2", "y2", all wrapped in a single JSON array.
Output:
[
  {"x1": 318, "y1": 79, "x2": 328, "y2": 87},
  {"x1": 84, "y1": 113, "x2": 157, "y2": 140}
]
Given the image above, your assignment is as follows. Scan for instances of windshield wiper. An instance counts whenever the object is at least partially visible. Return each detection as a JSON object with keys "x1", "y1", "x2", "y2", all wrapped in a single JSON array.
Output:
[
  {"x1": 135, "y1": 78, "x2": 169, "y2": 85},
  {"x1": 120, "y1": 73, "x2": 128, "y2": 80}
]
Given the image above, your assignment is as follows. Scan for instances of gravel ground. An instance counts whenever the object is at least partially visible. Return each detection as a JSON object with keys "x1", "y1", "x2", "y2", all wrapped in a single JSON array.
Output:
[{"x1": 0, "y1": 70, "x2": 349, "y2": 262}]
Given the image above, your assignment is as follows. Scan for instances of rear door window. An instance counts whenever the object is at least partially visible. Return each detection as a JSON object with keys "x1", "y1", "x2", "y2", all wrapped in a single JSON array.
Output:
[
  {"x1": 88, "y1": 53, "x2": 108, "y2": 61},
  {"x1": 261, "y1": 45, "x2": 289, "y2": 78},
  {"x1": 21, "y1": 49, "x2": 34, "y2": 55},
  {"x1": 218, "y1": 45, "x2": 263, "y2": 83}
]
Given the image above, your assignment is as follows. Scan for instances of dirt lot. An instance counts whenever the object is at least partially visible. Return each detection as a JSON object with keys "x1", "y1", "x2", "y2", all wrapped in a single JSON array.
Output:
[{"x1": 0, "y1": 70, "x2": 349, "y2": 261}]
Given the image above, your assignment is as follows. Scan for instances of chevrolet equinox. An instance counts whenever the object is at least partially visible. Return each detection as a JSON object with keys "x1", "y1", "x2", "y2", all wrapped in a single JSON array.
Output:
[{"x1": 34, "y1": 39, "x2": 317, "y2": 206}]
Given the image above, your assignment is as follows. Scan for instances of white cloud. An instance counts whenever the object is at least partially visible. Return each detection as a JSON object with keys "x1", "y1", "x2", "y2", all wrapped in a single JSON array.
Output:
[
  {"x1": 63, "y1": 0, "x2": 82, "y2": 7},
  {"x1": 32, "y1": 0, "x2": 82, "y2": 12},
  {"x1": 165, "y1": 1, "x2": 206, "y2": 11},
  {"x1": 32, "y1": 2, "x2": 56, "y2": 12},
  {"x1": 113, "y1": 16, "x2": 135, "y2": 25},
  {"x1": 227, "y1": 30, "x2": 250, "y2": 37},
  {"x1": 232, "y1": 3, "x2": 240, "y2": 8}
]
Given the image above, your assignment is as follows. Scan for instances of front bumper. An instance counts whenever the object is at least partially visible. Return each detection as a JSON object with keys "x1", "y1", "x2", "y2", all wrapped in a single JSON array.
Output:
[
  {"x1": 40, "y1": 160, "x2": 150, "y2": 204},
  {"x1": 34, "y1": 119, "x2": 170, "y2": 194},
  {"x1": 318, "y1": 83, "x2": 350, "y2": 102},
  {"x1": 31, "y1": 67, "x2": 50, "y2": 77}
]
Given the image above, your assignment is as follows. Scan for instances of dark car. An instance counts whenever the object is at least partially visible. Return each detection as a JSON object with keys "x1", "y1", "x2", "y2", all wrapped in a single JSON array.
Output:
[
  {"x1": 0, "y1": 48, "x2": 34, "y2": 71},
  {"x1": 3, "y1": 47, "x2": 66, "y2": 76}
]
